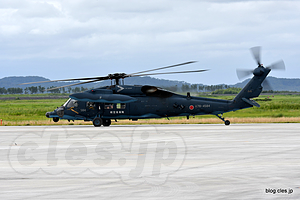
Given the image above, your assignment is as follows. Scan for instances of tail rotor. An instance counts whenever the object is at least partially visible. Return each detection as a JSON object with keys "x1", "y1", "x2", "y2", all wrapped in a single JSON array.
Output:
[{"x1": 236, "y1": 46, "x2": 285, "y2": 80}]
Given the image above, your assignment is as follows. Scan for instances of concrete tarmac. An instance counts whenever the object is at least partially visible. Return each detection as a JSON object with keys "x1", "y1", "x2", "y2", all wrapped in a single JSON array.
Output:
[{"x1": 0, "y1": 124, "x2": 300, "y2": 199}]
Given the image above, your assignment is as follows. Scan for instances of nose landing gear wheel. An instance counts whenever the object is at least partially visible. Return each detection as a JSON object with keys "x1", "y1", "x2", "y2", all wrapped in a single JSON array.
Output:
[
  {"x1": 103, "y1": 119, "x2": 111, "y2": 126},
  {"x1": 53, "y1": 117, "x2": 59, "y2": 122},
  {"x1": 93, "y1": 117, "x2": 102, "y2": 127}
]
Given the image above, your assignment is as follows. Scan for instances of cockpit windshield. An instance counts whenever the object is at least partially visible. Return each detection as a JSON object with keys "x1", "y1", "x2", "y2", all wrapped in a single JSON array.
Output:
[
  {"x1": 63, "y1": 98, "x2": 78, "y2": 108},
  {"x1": 63, "y1": 98, "x2": 71, "y2": 107}
]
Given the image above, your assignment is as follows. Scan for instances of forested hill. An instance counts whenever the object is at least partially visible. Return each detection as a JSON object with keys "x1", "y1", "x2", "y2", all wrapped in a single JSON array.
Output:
[
  {"x1": 232, "y1": 76, "x2": 300, "y2": 92},
  {"x1": 1, "y1": 75, "x2": 300, "y2": 92},
  {"x1": 0, "y1": 76, "x2": 74, "y2": 89},
  {"x1": 0, "y1": 76, "x2": 50, "y2": 87}
]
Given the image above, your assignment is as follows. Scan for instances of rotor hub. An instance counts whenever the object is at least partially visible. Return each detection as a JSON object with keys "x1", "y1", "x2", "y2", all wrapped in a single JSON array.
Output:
[
  {"x1": 253, "y1": 67, "x2": 264, "y2": 76},
  {"x1": 108, "y1": 73, "x2": 127, "y2": 80}
]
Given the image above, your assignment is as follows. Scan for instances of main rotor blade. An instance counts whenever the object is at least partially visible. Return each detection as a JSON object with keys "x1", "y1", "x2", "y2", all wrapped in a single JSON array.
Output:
[
  {"x1": 130, "y1": 69, "x2": 208, "y2": 77},
  {"x1": 250, "y1": 46, "x2": 261, "y2": 66},
  {"x1": 128, "y1": 61, "x2": 197, "y2": 76},
  {"x1": 46, "y1": 79, "x2": 100, "y2": 91},
  {"x1": 20, "y1": 76, "x2": 108, "y2": 85},
  {"x1": 236, "y1": 69, "x2": 253, "y2": 80},
  {"x1": 266, "y1": 60, "x2": 285, "y2": 70}
]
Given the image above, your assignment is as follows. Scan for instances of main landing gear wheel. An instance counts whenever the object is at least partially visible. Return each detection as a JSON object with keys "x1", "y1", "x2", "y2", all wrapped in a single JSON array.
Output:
[
  {"x1": 216, "y1": 114, "x2": 230, "y2": 126},
  {"x1": 93, "y1": 117, "x2": 102, "y2": 127},
  {"x1": 103, "y1": 119, "x2": 111, "y2": 126}
]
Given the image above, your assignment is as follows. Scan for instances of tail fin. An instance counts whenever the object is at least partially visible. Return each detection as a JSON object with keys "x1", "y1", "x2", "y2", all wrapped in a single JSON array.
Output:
[{"x1": 232, "y1": 67, "x2": 271, "y2": 109}]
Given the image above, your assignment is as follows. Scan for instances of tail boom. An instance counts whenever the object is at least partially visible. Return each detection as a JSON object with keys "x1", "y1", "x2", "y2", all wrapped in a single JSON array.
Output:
[{"x1": 232, "y1": 67, "x2": 271, "y2": 109}]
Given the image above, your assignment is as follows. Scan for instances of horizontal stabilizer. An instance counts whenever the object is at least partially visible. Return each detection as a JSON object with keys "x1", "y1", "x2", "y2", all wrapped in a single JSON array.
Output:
[{"x1": 242, "y1": 98, "x2": 260, "y2": 108}]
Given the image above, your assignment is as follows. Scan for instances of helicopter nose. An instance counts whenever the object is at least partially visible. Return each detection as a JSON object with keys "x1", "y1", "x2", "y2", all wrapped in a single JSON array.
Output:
[
  {"x1": 56, "y1": 106, "x2": 65, "y2": 118},
  {"x1": 46, "y1": 112, "x2": 50, "y2": 118}
]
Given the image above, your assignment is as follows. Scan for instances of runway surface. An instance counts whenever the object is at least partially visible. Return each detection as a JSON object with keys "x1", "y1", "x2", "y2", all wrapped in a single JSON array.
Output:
[{"x1": 0, "y1": 124, "x2": 300, "y2": 199}]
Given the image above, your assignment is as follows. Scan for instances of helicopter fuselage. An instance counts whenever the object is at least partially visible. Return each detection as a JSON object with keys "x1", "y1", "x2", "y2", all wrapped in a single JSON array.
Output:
[{"x1": 46, "y1": 84, "x2": 245, "y2": 125}]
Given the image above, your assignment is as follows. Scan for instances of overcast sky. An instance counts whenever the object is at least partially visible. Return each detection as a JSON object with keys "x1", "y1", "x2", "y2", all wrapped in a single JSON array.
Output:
[{"x1": 1, "y1": 0, "x2": 300, "y2": 85}]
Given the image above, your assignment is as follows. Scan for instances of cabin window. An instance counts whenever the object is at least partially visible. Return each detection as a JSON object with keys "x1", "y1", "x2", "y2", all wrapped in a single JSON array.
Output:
[
  {"x1": 116, "y1": 103, "x2": 126, "y2": 109},
  {"x1": 86, "y1": 102, "x2": 95, "y2": 108},
  {"x1": 104, "y1": 103, "x2": 114, "y2": 109}
]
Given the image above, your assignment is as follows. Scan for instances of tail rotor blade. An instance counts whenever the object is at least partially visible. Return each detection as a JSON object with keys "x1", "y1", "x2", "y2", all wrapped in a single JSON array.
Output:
[
  {"x1": 262, "y1": 79, "x2": 273, "y2": 91},
  {"x1": 236, "y1": 69, "x2": 253, "y2": 80},
  {"x1": 250, "y1": 46, "x2": 261, "y2": 66},
  {"x1": 266, "y1": 60, "x2": 285, "y2": 70}
]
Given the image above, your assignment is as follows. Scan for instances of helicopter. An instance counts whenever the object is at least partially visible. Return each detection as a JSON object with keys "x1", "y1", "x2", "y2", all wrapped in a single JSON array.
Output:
[{"x1": 22, "y1": 46, "x2": 285, "y2": 127}]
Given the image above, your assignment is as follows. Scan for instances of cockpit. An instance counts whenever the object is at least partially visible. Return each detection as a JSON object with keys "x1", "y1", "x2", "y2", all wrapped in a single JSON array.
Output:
[{"x1": 63, "y1": 98, "x2": 78, "y2": 108}]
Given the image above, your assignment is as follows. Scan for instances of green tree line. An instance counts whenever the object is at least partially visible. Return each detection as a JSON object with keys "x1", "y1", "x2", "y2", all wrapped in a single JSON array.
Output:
[
  {"x1": 0, "y1": 86, "x2": 88, "y2": 94},
  {"x1": 212, "y1": 87, "x2": 242, "y2": 94}
]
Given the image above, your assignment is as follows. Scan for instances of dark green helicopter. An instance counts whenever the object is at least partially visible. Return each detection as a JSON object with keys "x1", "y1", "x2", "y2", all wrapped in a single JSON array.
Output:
[{"x1": 22, "y1": 47, "x2": 285, "y2": 127}]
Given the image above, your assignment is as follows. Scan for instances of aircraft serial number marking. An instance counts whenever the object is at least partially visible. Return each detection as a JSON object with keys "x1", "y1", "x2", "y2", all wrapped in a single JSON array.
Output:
[
  {"x1": 202, "y1": 104, "x2": 211, "y2": 107},
  {"x1": 195, "y1": 104, "x2": 211, "y2": 108},
  {"x1": 110, "y1": 111, "x2": 125, "y2": 114}
]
